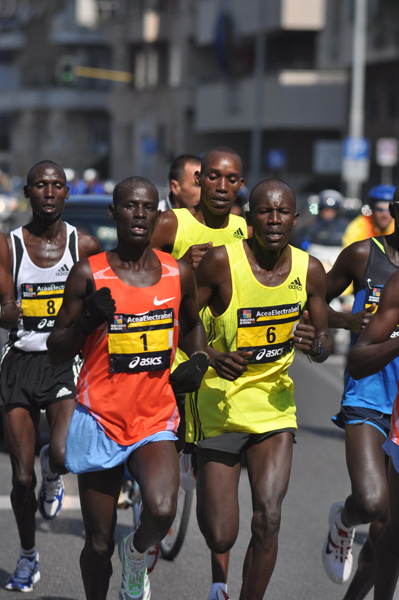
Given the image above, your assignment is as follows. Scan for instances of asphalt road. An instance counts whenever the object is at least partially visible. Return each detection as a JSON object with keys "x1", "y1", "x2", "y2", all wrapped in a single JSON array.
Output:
[{"x1": 0, "y1": 352, "x2": 398, "y2": 599}]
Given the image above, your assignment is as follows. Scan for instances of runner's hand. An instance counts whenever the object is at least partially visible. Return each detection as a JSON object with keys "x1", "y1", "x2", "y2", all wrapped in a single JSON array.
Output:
[
  {"x1": 212, "y1": 349, "x2": 252, "y2": 381},
  {"x1": 74, "y1": 278, "x2": 115, "y2": 335},
  {"x1": 170, "y1": 352, "x2": 209, "y2": 392}
]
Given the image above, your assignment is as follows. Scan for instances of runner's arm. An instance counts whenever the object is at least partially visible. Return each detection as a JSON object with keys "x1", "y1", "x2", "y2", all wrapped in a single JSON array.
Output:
[
  {"x1": 0, "y1": 232, "x2": 19, "y2": 329},
  {"x1": 347, "y1": 271, "x2": 399, "y2": 379}
]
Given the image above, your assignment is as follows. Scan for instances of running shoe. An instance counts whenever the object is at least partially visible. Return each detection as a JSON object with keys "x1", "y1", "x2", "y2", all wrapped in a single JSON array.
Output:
[
  {"x1": 5, "y1": 553, "x2": 40, "y2": 592},
  {"x1": 215, "y1": 590, "x2": 231, "y2": 600},
  {"x1": 118, "y1": 534, "x2": 151, "y2": 599},
  {"x1": 322, "y1": 501, "x2": 355, "y2": 583},
  {"x1": 38, "y1": 444, "x2": 64, "y2": 520},
  {"x1": 146, "y1": 545, "x2": 159, "y2": 574},
  {"x1": 179, "y1": 449, "x2": 197, "y2": 492}
]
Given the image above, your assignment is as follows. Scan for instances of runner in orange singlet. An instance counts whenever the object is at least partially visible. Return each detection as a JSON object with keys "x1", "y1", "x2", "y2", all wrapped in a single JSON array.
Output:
[{"x1": 47, "y1": 176, "x2": 208, "y2": 600}]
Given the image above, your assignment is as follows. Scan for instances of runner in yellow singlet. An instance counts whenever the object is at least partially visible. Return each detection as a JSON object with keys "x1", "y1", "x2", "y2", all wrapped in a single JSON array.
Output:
[
  {"x1": 193, "y1": 179, "x2": 331, "y2": 600},
  {"x1": 151, "y1": 147, "x2": 248, "y2": 598}
]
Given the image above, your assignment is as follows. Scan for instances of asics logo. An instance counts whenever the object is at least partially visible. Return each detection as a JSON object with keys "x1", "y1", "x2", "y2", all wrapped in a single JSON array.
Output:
[
  {"x1": 256, "y1": 347, "x2": 284, "y2": 360},
  {"x1": 128, "y1": 356, "x2": 163, "y2": 368},
  {"x1": 153, "y1": 296, "x2": 175, "y2": 306},
  {"x1": 38, "y1": 318, "x2": 48, "y2": 329}
]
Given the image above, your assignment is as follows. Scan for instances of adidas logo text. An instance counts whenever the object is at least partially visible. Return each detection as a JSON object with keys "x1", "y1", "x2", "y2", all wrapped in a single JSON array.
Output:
[
  {"x1": 233, "y1": 228, "x2": 245, "y2": 239},
  {"x1": 56, "y1": 264, "x2": 70, "y2": 276},
  {"x1": 288, "y1": 277, "x2": 302, "y2": 290}
]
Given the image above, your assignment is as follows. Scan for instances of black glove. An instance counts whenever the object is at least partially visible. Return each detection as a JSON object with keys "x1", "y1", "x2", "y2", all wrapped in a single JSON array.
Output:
[
  {"x1": 74, "y1": 278, "x2": 116, "y2": 336},
  {"x1": 170, "y1": 352, "x2": 209, "y2": 393}
]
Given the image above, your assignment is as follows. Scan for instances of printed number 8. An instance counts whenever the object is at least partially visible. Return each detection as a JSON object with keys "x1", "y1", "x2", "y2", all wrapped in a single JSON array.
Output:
[{"x1": 47, "y1": 300, "x2": 56, "y2": 315}]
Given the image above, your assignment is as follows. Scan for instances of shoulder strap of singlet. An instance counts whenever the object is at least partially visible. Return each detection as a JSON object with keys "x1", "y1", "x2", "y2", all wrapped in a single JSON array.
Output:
[
  {"x1": 371, "y1": 236, "x2": 385, "y2": 254},
  {"x1": 11, "y1": 232, "x2": 24, "y2": 298},
  {"x1": 67, "y1": 226, "x2": 78, "y2": 263}
]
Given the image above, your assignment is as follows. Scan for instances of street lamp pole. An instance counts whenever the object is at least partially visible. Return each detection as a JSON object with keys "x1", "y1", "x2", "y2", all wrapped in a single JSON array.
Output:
[{"x1": 347, "y1": 0, "x2": 367, "y2": 199}]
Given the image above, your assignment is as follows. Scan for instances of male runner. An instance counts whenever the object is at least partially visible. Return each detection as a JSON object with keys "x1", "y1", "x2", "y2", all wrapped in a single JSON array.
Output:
[
  {"x1": 321, "y1": 187, "x2": 399, "y2": 598},
  {"x1": 1, "y1": 160, "x2": 100, "y2": 592},
  {"x1": 347, "y1": 260, "x2": 399, "y2": 600},
  {"x1": 47, "y1": 176, "x2": 208, "y2": 600},
  {"x1": 191, "y1": 179, "x2": 330, "y2": 600},
  {"x1": 158, "y1": 154, "x2": 201, "y2": 212},
  {"x1": 151, "y1": 146, "x2": 248, "y2": 597}
]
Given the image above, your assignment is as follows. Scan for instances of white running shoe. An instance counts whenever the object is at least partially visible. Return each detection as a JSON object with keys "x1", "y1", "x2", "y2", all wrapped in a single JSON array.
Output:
[
  {"x1": 179, "y1": 450, "x2": 197, "y2": 492},
  {"x1": 322, "y1": 502, "x2": 355, "y2": 584},
  {"x1": 38, "y1": 444, "x2": 64, "y2": 520},
  {"x1": 118, "y1": 534, "x2": 151, "y2": 599},
  {"x1": 5, "y1": 553, "x2": 40, "y2": 592}
]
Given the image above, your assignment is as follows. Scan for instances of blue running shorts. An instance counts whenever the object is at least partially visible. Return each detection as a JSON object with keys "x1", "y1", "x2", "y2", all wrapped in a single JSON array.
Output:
[
  {"x1": 66, "y1": 403, "x2": 177, "y2": 476},
  {"x1": 332, "y1": 406, "x2": 391, "y2": 437}
]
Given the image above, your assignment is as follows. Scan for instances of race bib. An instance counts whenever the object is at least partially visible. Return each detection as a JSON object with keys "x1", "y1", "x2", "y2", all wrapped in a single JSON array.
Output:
[
  {"x1": 236, "y1": 303, "x2": 301, "y2": 363},
  {"x1": 21, "y1": 282, "x2": 64, "y2": 332},
  {"x1": 108, "y1": 309, "x2": 174, "y2": 373},
  {"x1": 366, "y1": 284, "x2": 399, "y2": 337}
]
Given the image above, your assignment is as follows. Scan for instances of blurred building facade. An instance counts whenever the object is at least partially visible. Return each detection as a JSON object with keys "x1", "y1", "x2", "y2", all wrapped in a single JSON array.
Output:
[{"x1": 0, "y1": 0, "x2": 398, "y2": 192}]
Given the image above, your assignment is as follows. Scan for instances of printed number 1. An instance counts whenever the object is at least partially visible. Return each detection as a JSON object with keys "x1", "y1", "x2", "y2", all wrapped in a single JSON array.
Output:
[{"x1": 140, "y1": 333, "x2": 148, "y2": 351}]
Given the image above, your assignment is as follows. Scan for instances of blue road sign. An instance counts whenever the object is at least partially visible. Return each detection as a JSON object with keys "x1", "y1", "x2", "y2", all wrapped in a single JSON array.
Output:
[
  {"x1": 343, "y1": 137, "x2": 370, "y2": 160},
  {"x1": 265, "y1": 149, "x2": 286, "y2": 170}
]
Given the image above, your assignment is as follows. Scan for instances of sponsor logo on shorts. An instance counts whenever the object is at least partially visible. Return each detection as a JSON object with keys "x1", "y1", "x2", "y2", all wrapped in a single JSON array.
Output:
[{"x1": 56, "y1": 387, "x2": 72, "y2": 398}]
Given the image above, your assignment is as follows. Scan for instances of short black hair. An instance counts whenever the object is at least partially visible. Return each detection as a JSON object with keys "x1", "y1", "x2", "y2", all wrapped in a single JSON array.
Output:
[
  {"x1": 249, "y1": 178, "x2": 296, "y2": 212},
  {"x1": 26, "y1": 160, "x2": 65, "y2": 185},
  {"x1": 200, "y1": 146, "x2": 242, "y2": 175},
  {"x1": 168, "y1": 154, "x2": 201, "y2": 184},
  {"x1": 113, "y1": 176, "x2": 159, "y2": 206}
]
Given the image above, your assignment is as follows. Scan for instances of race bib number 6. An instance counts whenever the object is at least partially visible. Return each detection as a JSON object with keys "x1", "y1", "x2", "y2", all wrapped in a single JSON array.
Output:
[
  {"x1": 108, "y1": 309, "x2": 174, "y2": 373},
  {"x1": 237, "y1": 303, "x2": 301, "y2": 363}
]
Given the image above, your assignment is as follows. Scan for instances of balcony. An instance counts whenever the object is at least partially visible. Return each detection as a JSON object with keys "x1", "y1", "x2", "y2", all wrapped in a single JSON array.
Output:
[{"x1": 194, "y1": 70, "x2": 348, "y2": 132}]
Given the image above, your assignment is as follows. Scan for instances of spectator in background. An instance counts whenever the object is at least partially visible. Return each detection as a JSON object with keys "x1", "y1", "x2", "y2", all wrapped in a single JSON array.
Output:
[
  {"x1": 158, "y1": 154, "x2": 201, "y2": 212},
  {"x1": 82, "y1": 168, "x2": 105, "y2": 195},
  {"x1": 299, "y1": 189, "x2": 349, "y2": 251},
  {"x1": 342, "y1": 184, "x2": 395, "y2": 248},
  {"x1": 64, "y1": 169, "x2": 87, "y2": 195}
]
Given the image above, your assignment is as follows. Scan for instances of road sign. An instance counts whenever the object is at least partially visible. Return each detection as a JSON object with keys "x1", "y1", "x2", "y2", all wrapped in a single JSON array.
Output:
[
  {"x1": 342, "y1": 136, "x2": 370, "y2": 183},
  {"x1": 376, "y1": 138, "x2": 398, "y2": 167},
  {"x1": 265, "y1": 149, "x2": 286, "y2": 170}
]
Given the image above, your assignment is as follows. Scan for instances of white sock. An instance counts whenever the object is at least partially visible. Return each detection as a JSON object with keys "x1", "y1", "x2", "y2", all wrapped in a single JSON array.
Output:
[
  {"x1": 208, "y1": 582, "x2": 228, "y2": 600},
  {"x1": 126, "y1": 533, "x2": 145, "y2": 561},
  {"x1": 21, "y1": 546, "x2": 37, "y2": 559},
  {"x1": 336, "y1": 511, "x2": 353, "y2": 532}
]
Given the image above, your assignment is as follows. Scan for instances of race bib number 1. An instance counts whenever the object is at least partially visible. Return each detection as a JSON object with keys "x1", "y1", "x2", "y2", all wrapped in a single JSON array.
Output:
[
  {"x1": 108, "y1": 309, "x2": 174, "y2": 373},
  {"x1": 236, "y1": 303, "x2": 301, "y2": 363}
]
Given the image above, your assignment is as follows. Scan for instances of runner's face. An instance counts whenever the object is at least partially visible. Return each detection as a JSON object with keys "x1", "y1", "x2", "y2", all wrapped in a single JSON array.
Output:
[
  {"x1": 24, "y1": 165, "x2": 69, "y2": 222},
  {"x1": 196, "y1": 153, "x2": 244, "y2": 216},
  {"x1": 111, "y1": 185, "x2": 159, "y2": 244},
  {"x1": 172, "y1": 162, "x2": 200, "y2": 209},
  {"x1": 251, "y1": 187, "x2": 298, "y2": 251},
  {"x1": 372, "y1": 201, "x2": 392, "y2": 230}
]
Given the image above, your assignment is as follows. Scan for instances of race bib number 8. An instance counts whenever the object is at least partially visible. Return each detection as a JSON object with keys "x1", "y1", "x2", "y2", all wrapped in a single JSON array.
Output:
[
  {"x1": 237, "y1": 303, "x2": 301, "y2": 363},
  {"x1": 108, "y1": 309, "x2": 174, "y2": 373},
  {"x1": 21, "y1": 282, "x2": 64, "y2": 332}
]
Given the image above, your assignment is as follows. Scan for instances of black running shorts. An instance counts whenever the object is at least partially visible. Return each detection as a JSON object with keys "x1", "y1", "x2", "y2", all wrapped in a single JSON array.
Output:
[
  {"x1": 0, "y1": 343, "x2": 81, "y2": 409},
  {"x1": 197, "y1": 428, "x2": 296, "y2": 454}
]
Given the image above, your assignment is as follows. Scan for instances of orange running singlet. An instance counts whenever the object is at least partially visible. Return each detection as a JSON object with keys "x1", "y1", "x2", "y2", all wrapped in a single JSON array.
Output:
[{"x1": 76, "y1": 250, "x2": 181, "y2": 445}]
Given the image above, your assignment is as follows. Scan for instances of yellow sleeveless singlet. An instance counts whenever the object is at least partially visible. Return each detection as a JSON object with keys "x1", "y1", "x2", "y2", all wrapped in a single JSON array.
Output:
[
  {"x1": 171, "y1": 208, "x2": 247, "y2": 369},
  {"x1": 171, "y1": 208, "x2": 247, "y2": 259},
  {"x1": 186, "y1": 242, "x2": 309, "y2": 441}
]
